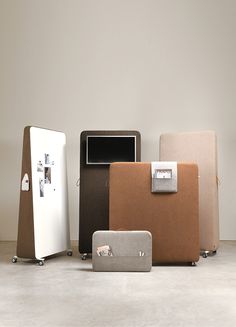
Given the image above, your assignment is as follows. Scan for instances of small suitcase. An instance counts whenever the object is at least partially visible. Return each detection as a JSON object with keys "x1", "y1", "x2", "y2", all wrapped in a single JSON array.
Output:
[
  {"x1": 159, "y1": 130, "x2": 219, "y2": 256},
  {"x1": 109, "y1": 162, "x2": 199, "y2": 264},
  {"x1": 92, "y1": 231, "x2": 152, "y2": 272}
]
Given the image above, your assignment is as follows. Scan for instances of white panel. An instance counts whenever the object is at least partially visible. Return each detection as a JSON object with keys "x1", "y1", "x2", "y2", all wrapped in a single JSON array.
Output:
[{"x1": 30, "y1": 127, "x2": 70, "y2": 259}]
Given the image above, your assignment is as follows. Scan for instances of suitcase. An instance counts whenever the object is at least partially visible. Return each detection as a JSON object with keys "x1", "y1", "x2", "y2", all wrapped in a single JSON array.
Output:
[
  {"x1": 14, "y1": 126, "x2": 71, "y2": 266},
  {"x1": 79, "y1": 130, "x2": 141, "y2": 259},
  {"x1": 159, "y1": 130, "x2": 219, "y2": 256},
  {"x1": 109, "y1": 162, "x2": 199, "y2": 264},
  {"x1": 92, "y1": 230, "x2": 152, "y2": 272}
]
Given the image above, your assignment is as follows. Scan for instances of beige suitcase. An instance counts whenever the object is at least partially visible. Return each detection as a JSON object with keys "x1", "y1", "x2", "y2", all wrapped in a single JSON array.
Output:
[
  {"x1": 159, "y1": 130, "x2": 219, "y2": 256},
  {"x1": 92, "y1": 231, "x2": 152, "y2": 272},
  {"x1": 109, "y1": 162, "x2": 199, "y2": 264}
]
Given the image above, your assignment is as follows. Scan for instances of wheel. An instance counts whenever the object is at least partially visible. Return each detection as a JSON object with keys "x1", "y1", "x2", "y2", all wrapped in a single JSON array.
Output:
[
  {"x1": 67, "y1": 250, "x2": 73, "y2": 256},
  {"x1": 81, "y1": 253, "x2": 87, "y2": 260},
  {"x1": 12, "y1": 256, "x2": 17, "y2": 263},
  {"x1": 38, "y1": 260, "x2": 44, "y2": 266},
  {"x1": 191, "y1": 262, "x2": 196, "y2": 266},
  {"x1": 202, "y1": 253, "x2": 208, "y2": 258}
]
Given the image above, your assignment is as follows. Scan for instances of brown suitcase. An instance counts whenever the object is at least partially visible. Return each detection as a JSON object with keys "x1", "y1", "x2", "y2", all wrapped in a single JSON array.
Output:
[
  {"x1": 109, "y1": 162, "x2": 199, "y2": 264},
  {"x1": 159, "y1": 131, "x2": 219, "y2": 256}
]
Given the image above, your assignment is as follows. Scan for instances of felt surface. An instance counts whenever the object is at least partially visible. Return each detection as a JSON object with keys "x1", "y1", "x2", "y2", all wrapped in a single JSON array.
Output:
[
  {"x1": 109, "y1": 162, "x2": 199, "y2": 263},
  {"x1": 92, "y1": 230, "x2": 152, "y2": 272},
  {"x1": 160, "y1": 130, "x2": 219, "y2": 251}
]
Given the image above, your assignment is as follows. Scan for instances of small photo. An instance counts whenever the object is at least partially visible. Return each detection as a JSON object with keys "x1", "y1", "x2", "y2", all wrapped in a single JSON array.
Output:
[
  {"x1": 39, "y1": 178, "x2": 44, "y2": 197},
  {"x1": 44, "y1": 167, "x2": 51, "y2": 184},
  {"x1": 37, "y1": 161, "x2": 43, "y2": 172},
  {"x1": 45, "y1": 153, "x2": 50, "y2": 164}
]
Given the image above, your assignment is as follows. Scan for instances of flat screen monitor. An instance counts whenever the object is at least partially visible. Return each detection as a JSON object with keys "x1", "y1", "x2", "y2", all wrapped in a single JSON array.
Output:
[{"x1": 86, "y1": 135, "x2": 136, "y2": 164}]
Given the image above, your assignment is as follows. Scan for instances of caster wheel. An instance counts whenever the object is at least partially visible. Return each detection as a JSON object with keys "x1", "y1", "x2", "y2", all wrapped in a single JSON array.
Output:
[
  {"x1": 202, "y1": 253, "x2": 208, "y2": 258},
  {"x1": 12, "y1": 256, "x2": 17, "y2": 263},
  {"x1": 67, "y1": 250, "x2": 73, "y2": 256},
  {"x1": 38, "y1": 260, "x2": 44, "y2": 266},
  {"x1": 81, "y1": 254, "x2": 87, "y2": 260},
  {"x1": 191, "y1": 262, "x2": 196, "y2": 266}
]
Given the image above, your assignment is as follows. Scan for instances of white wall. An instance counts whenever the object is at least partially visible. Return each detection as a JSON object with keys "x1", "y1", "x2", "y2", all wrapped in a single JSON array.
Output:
[{"x1": 0, "y1": 0, "x2": 235, "y2": 241}]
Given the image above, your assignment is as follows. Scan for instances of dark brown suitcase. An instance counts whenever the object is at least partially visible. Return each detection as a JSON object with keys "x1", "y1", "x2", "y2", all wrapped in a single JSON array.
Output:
[
  {"x1": 109, "y1": 162, "x2": 200, "y2": 264},
  {"x1": 79, "y1": 131, "x2": 141, "y2": 257}
]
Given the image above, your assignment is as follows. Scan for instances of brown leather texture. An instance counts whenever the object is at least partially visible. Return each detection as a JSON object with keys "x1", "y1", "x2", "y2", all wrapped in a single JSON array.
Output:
[
  {"x1": 17, "y1": 126, "x2": 36, "y2": 259},
  {"x1": 109, "y1": 162, "x2": 199, "y2": 263}
]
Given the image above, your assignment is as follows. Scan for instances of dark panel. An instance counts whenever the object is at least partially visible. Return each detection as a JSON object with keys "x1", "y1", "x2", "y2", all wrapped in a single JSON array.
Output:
[
  {"x1": 79, "y1": 130, "x2": 141, "y2": 254},
  {"x1": 87, "y1": 136, "x2": 136, "y2": 164}
]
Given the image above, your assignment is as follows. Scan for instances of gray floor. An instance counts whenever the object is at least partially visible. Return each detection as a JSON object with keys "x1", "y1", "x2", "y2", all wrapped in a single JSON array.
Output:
[{"x1": 0, "y1": 241, "x2": 236, "y2": 327}]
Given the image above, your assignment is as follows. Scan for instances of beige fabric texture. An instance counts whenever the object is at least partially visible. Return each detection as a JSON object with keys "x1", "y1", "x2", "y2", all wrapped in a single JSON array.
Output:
[
  {"x1": 159, "y1": 130, "x2": 219, "y2": 252},
  {"x1": 92, "y1": 231, "x2": 152, "y2": 272}
]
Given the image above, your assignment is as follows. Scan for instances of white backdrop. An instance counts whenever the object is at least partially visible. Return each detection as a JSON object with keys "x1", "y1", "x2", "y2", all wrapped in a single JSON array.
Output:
[{"x1": 0, "y1": 0, "x2": 235, "y2": 240}]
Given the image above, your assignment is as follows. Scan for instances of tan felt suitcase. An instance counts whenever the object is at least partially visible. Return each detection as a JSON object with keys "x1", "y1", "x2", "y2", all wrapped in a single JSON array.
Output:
[
  {"x1": 92, "y1": 231, "x2": 152, "y2": 272},
  {"x1": 109, "y1": 162, "x2": 199, "y2": 264},
  {"x1": 159, "y1": 131, "x2": 219, "y2": 255}
]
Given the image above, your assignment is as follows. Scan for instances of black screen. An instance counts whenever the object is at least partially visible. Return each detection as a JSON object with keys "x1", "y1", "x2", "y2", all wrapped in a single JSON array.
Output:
[{"x1": 87, "y1": 136, "x2": 136, "y2": 164}]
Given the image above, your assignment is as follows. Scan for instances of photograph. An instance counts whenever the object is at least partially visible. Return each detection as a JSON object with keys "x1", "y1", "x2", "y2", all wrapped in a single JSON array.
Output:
[
  {"x1": 37, "y1": 160, "x2": 43, "y2": 172},
  {"x1": 39, "y1": 178, "x2": 44, "y2": 197},
  {"x1": 44, "y1": 167, "x2": 51, "y2": 184},
  {"x1": 1, "y1": 2, "x2": 235, "y2": 327},
  {"x1": 44, "y1": 153, "x2": 50, "y2": 164}
]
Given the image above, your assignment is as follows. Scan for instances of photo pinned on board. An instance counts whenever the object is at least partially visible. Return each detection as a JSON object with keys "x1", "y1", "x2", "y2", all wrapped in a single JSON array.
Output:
[
  {"x1": 45, "y1": 153, "x2": 50, "y2": 164},
  {"x1": 37, "y1": 161, "x2": 43, "y2": 172},
  {"x1": 39, "y1": 178, "x2": 44, "y2": 197},
  {"x1": 44, "y1": 167, "x2": 51, "y2": 184}
]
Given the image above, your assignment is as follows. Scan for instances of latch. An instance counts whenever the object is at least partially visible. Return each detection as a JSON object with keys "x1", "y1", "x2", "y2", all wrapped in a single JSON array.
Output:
[{"x1": 151, "y1": 162, "x2": 177, "y2": 193}]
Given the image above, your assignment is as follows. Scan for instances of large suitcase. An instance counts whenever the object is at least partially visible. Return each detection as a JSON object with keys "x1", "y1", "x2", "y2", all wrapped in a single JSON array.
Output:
[
  {"x1": 14, "y1": 126, "x2": 71, "y2": 266},
  {"x1": 92, "y1": 230, "x2": 152, "y2": 272},
  {"x1": 109, "y1": 162, "x2": 199, "y2": 264},
  {"x1": 79, "y1": 130, "x2": 141, "y2": 258},
  {"x1": 159, "y1": 130, "x2": 219, "y2": 256}
]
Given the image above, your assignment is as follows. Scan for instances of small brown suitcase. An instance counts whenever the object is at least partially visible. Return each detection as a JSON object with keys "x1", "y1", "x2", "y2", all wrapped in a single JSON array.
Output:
[{"x1": 109, "y1": 162, "x2": 199, "y2": 264}]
